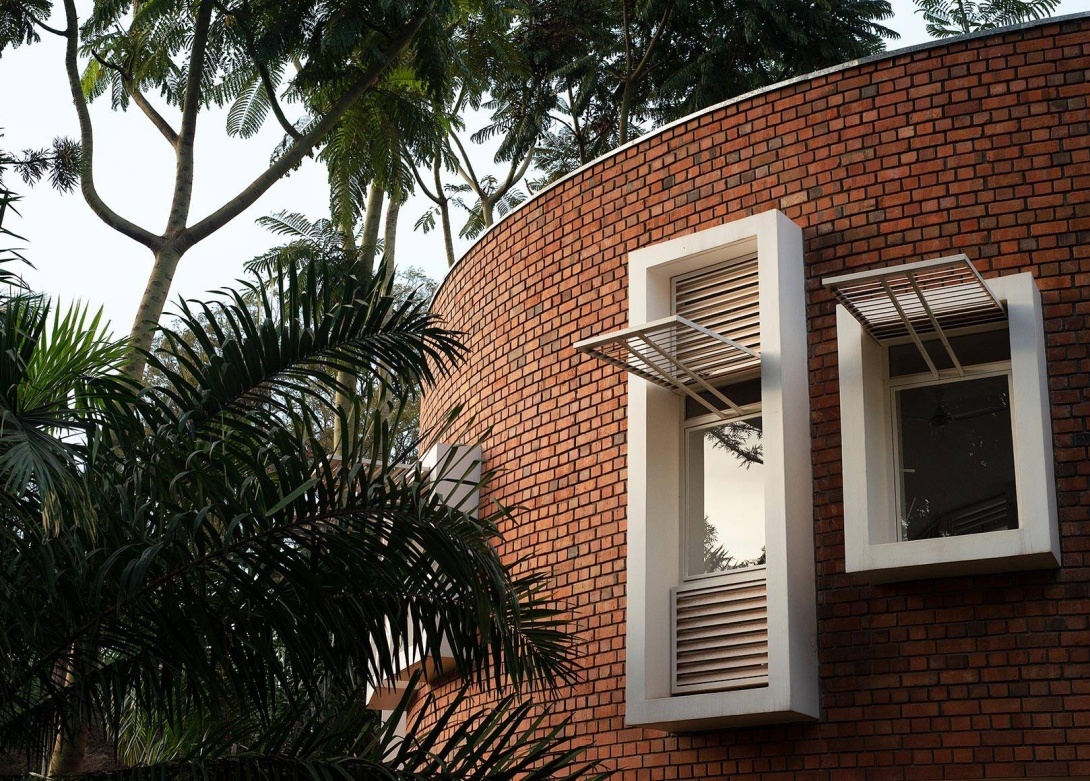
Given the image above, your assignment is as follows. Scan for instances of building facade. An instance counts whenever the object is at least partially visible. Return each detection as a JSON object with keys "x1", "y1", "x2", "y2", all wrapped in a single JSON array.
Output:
[{"x1": 418, "y1": 15, "x2": 1090, "y2": 779}]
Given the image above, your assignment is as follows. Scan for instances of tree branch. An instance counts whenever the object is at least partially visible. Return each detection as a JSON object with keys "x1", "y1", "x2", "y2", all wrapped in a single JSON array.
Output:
[
  {"x1": 127, "y1": 83, "x2": 181, "y2": 146},
  {"x1": 256, "y1": 60, "x2": 302, "y2": 142},
  {"x1": 29, "y1": 15, "x2": 67, "y2": 36},
  {"x1": 499, "y1": 147, "x2": 533, "y2": 195},
  {"x1": 565, "y1": 84, "x2": 586, "y2": 163},
  {"x1": 224, "y1": 4, "x2": 303, "y2": 143},
  {"x1": 409, "y1": 156, "x2": 440, "y2": 203},
  {"x1": 185, "y1": 8, "x2": 433, "y2": 246},
  {"x1": 61, "y1": 0, "x2": 160, "y2": 249},
  {"x1": 617, "y1": 0, "x2": 636, "y2": 144},
  {"x1": 621, "y1": 0, "x2": 632, "y2": 84},
  {"x1": 91, "y1": 51, "x2": 180, "y2": 146},
  {"x1": 165, "y1": 0, "x2": 214, "y2": 235},
  {"x1": 448, "y1": 131, "x2": 482, "y2": 197},
  {"x1": 451, "y1": 82, "x2": 468, "y2": 117},
  {"x1": 630, "y1": 3, "x2": 672, "y2": 85}
]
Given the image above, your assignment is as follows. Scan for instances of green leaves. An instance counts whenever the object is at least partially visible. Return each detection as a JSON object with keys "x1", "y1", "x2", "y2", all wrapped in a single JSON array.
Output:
[
  {"x1": 0, "y1": 261, "x2": 580, "y2": 778},
  {"x1": 519, "y1": 0, "x2": 900, "y2": 182},
  {"x1": 913, "y1": 0, "x2": 1060, "y2": 37},
  {"x1": 0, "y1": 294, "x2": 130, "y2": 526},
  {"x1": 2, "y1": 138, "x2": 82, "y2": 193},
  {"x1": 226, "y1": 73, "x2": 276, "y2": 139},
  {"x1": 0, "y1": 0, "x2": 52, "y2": 51}
]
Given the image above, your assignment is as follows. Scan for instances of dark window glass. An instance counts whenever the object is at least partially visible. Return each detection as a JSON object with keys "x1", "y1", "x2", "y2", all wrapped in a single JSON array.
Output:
[
  {"x1": 889, "y1": 329, "x2": 1010, "y2": 377},
  {"x1": 684, "y1": 376, "x2": 762, "y2": 419},
  {"x1": 895, "y1": 374, "x2": 1017, "y2": 541}
]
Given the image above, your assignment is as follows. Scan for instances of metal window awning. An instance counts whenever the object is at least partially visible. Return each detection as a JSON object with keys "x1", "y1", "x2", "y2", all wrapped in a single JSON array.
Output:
[
  {"x1": 574, "y1": 315, "x2": 760, "y2": 419},
  {"x1": 822, "y1": 255, "x2": 1007, "y2": 377}
]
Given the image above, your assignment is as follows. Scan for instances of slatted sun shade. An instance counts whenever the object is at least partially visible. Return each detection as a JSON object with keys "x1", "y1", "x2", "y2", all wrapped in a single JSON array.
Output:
[
  {"x1": 823, "y1": 255, "x2": 1007, "y2": 377},
  {"x1": 574, "y1": 256, "x2": 761, "y2": 419}
]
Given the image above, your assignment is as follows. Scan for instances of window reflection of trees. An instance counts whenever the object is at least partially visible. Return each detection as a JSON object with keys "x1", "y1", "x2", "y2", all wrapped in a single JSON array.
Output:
[
  {"x1": 706, "y1": 419, "x2": 763, "y2": 466},
  {"x1": 702, "y1": 418, "x2": 764, "y2": 572}
]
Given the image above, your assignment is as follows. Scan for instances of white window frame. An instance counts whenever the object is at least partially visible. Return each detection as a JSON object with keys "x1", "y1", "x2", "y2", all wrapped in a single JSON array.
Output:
[
  {"x1": 626, "y1": 210, "x2": 817, "y2": 731},
  {"x1": 835, "y1": 271, "x2": 1060, "y2": 583}
]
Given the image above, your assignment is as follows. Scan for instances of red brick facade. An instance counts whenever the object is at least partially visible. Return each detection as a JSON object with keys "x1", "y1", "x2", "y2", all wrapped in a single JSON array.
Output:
[{"x1": 419, "y1": 17, "x2": 1090, "y2": 779}]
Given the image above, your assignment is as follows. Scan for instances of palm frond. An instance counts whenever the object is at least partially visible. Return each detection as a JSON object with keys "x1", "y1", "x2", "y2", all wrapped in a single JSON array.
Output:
[{"x1": 0, "y1": 262, "x2": 575, "y2": 772}]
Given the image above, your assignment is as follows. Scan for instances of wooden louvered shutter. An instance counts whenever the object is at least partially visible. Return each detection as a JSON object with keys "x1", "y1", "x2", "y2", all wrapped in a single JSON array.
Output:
[
  {"x1": 671, "y1": 256, "x2": 769, "y2": 695},
  {"x1": 673, "y1": 254, "x2": 761, "y2": 356},
  {"x1": 672, "y1": 569, "x2": 769, "y2": 693}
]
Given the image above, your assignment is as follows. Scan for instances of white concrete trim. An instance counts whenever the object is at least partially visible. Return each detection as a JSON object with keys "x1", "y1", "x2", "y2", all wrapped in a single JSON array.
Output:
[
  {"x1": 625, "y1": 210, "x2": 818, "y2": 731},
  {"x1": 421, "y1": 443, "x2": 483, "y2": 518},
  {"x1": 837, "y1": 272, "x2": 1060, "y2": 583}
]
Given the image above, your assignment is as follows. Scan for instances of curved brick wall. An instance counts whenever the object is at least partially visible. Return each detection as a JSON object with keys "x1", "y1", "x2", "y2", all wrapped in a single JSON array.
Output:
[{"x1": 419, "y1": 17, "x2": 1090, "y2": 779}]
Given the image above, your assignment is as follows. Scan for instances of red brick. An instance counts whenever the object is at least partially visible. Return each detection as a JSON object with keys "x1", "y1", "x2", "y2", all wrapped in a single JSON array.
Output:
[{"x1": 418, "y1": 17, "x2": 1090, "y2": 781}]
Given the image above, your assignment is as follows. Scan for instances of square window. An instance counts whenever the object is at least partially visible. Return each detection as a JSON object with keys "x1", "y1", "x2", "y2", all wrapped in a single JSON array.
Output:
[
  {"x1": 893, "y1": 372, "x2": 1017, "y2": 541},
  {"x1": 827, "y1": 265, "x2": 1060, "y2": 583}
]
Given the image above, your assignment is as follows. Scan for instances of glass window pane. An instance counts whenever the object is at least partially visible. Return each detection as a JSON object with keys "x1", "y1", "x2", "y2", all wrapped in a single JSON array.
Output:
[
  {"x1": 888, "y1": 330, "x2": 1011, "y2": 377},
  {"x1": 686, "y1": 417, "x2": 765, "y2": 575},
  {"x1": 896, "y1": 374, "x2": 1018, "y2": 541}
]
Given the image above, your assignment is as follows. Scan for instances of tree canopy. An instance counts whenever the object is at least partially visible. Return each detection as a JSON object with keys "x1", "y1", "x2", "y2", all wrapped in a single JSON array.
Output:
[
  {"x1": 480, "y1": 0, "x2": 899, "y2": 184},
  {"x1": 2, "y1": 0, "x2": 904, "y2": 347},
  {"x1": 0, "y1": 0, "x2": 469, "y2": 374}
]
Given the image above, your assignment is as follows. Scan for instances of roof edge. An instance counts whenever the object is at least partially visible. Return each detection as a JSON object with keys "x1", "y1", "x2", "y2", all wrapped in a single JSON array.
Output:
[{"x1": 434, "y1": 11, "x2": 1090, "y2": 302}]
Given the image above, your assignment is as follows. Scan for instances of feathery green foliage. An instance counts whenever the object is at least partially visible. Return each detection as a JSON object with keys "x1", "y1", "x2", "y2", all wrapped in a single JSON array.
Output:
[
  {"x1": 913, "y1": 0, "x2": 1060, "y2": 37},
  {"x1": 0, "y1": 257, "x2": 582, "y2": 778}
]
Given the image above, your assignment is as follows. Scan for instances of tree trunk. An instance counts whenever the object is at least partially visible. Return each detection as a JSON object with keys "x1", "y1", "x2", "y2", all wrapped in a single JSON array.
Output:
[
  {"x1": 359, "y1": 187, "x2": 385, "y2": 279},
  {"x1": 126, "y1": 243, "x2": 187, "y2": 380},
  {"x1": 429, "y1": 155, "x2": 457, "y2": 268},
  {"x1": 619, "y1": 78, "x2": 633, "y2": 145},
  {"x1": 48, "y1": 723, "x2": 87, "y2": 777},
  {"x1": 383, "y1": 197, "x2": 401, "y2": 267},
  {"x1": 619, "y1": 0, "x2": 632, "y2": 146},
  {"x1": 480, "y1": 197, "x2": 495, "y2": 229},
  {"x1": 47, "y1": 656, "x2": 87, "y2": 777},
  {"x1": 568, "y1": 84, "x2": 588, "y2": 164},
  {"x1": 440, "y1": 200, "x2": 456, "y2": 267},
  {"x1": 333, "y1": 186, "x2": 387, "y2": 451}
]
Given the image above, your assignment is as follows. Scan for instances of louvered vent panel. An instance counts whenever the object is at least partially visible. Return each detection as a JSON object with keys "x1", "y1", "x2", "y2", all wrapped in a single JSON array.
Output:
[
  {"x1": 674, "y1": 255, "x2": 760, "y2": 355},
  {"x1": 672, "y1": 571, "x2": 769, "y2": 694}
]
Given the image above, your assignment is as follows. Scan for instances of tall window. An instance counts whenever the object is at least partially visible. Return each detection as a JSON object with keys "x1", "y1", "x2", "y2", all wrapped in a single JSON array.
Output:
[{"x1": 574, "y1": 211, "x2": 817, "y2": 729}]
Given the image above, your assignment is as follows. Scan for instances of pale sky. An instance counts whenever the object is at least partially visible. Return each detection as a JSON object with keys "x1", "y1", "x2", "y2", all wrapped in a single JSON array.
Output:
[{"x1": 1, "y1": 1, "x2": 1084, "y2": 335}]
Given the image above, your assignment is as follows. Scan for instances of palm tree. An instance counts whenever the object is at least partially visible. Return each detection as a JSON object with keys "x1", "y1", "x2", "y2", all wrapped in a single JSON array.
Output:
[
  {"x1": 244, "y1": 211, "x2": 440, "y2": 456},
  {"x1": 0, "y1": 258, "x2": 586, "y2": 779}
]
